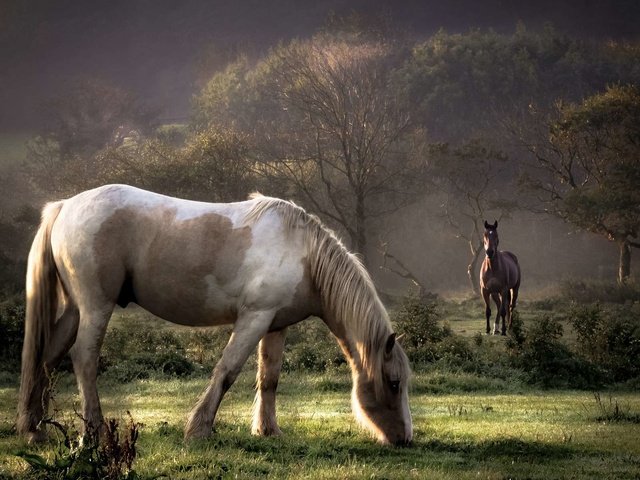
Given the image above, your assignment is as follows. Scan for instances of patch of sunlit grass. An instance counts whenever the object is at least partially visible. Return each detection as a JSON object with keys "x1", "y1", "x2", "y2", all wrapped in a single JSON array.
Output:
[{"x1": 2, "y1": 373, "x2": 640, "y2": 479}]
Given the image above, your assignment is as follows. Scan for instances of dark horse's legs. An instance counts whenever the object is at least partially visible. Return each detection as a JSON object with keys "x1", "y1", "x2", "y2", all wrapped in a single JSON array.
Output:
[
  {"x1": 482, "y1": 289, "x2": 492, "y2": 334},
  {"x1": 501, "y1": 290, "x2": 511, "y2": 336},
  {"x1": 509, "y1": 285, "x2": 519, "y2": 329},
  {"x1": 491, "y1": 293, "x2": 501, "y2": 335}
]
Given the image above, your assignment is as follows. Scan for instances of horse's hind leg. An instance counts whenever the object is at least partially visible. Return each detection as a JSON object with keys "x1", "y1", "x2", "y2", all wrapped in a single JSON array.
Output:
[
  {"x1": 19, "y1": 300, "x2": 79, "y2": 443},
  {"x1": 491, "y1": 293, "x2": 501, "y2": 335},
  {"x1": 252, "y1": 329, "x2": 287, "y2": 436},
  {"x1": 185, "y1": 309, "x2": 273, "y2": 440},
  {"x1": 501, "y1": 290, "x2": 511, "y2": 336},
  {"x1": 69, "y1": 303, "x2": 113, "y2": 438},
  {"x1": 46, "y1": 301, "x2": 80, "y2": 368},
  {"x1": 510, "y1": 285, "x2": 519, "y2": 317}
]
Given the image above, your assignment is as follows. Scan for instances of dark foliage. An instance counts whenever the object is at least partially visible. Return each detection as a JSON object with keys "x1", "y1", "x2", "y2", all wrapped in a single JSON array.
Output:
[
  {"x1": 560, "y1": 279, "x2": 640, "y2": 304},
  {"x1": 392, "y1": 296, "x2": 455, "y2": 363},
  {"x1": 508, "y1": 315, "x2": 604, "y2": 389},
  {"x1": 568, "y1": 303, "x2": 640, "y2": 382},
  {"x1": 0, "y1": 296, "x2": 25, "y2": 372},
  {"x1": 283, "y1": 319, "x2": 345, "y2": 373}
]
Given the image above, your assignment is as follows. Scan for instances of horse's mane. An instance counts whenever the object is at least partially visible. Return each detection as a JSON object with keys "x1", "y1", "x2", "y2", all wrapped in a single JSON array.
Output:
[{"x1": 244, "y1": 193, "x2": 392, "y2": 384}]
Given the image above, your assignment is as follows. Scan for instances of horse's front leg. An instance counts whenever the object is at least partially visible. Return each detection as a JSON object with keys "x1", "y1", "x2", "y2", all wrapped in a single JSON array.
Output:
[
  {"x1": 252, "y1": 329, "x2": 287, "y2": 436},
  {"x1": 185, "y1": 309, "x2": 274, "y2": 440},
  {"x1": 482, "y1": 289, "x2": 492, "y2": 335}
]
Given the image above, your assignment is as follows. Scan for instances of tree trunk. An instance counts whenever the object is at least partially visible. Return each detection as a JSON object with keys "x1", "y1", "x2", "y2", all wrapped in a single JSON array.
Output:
[
  {"x1": 467, "y1": 241, "x2": 483, "y2": 295},
  {"x1": 618, "y1": 238, "x2": 631, "y2": 284}
]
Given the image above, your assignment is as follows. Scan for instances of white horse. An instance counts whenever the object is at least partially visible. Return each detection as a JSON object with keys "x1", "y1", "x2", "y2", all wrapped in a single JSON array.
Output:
[{"x1": 18, "y1": 184, "x2": 412, "y2": 445}]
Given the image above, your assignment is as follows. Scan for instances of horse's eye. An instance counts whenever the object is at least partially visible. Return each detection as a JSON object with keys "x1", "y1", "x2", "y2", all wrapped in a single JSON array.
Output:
[{"x1": 389, "y1": 380, "x2": 400, "y2": 394}]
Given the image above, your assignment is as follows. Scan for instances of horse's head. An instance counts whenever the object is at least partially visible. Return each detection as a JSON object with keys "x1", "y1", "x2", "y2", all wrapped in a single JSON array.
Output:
[
  {"x1": 352, "y1": 333, "x2": 413, "y2": 445},
  {"x1": 483, "y1": 220, "x2": 499, "y2": 259}
]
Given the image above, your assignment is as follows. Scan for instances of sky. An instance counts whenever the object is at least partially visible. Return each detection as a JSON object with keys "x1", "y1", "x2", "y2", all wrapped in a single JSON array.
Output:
[{"x1": 1, "y1": 0, "x2": 639, "y2": 131}]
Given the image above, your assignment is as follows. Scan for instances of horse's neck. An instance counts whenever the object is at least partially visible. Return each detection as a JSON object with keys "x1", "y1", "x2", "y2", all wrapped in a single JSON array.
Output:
[
  {"x1": 321, "y1": 301, "x2": 387, "y2": 377},
  {"x1": 487, "y1": 251, "x2": 503, "y2": 270}
]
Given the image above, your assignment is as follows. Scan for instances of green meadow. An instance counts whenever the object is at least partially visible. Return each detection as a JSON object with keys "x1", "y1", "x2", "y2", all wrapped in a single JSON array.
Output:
[
  {"x1": 2, "y1": 358, "x2": 640, "y2": 478},
  {"x1": 1, "y1": 293, "x2": 639, "y2": 479},
  {"x1": 2, "y1": 372, "x2": 640, "y2": 479}
]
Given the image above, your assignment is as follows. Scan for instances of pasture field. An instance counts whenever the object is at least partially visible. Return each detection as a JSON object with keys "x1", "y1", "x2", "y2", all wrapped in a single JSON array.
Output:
[{"x1": 1, "y1": 369, "x2": 639, "y2": 479}]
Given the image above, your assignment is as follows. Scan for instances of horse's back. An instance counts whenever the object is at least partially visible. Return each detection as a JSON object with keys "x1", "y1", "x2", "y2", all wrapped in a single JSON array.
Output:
[{"x1": 50, "y1": 185, "x2": 312, "y2": 327}]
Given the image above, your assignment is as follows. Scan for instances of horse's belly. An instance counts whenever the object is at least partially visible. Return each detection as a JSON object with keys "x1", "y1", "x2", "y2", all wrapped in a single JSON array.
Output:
[
  {"x1": 484, "y1": 278, "x2": 503, "y2": 293},
  {"x1": 133, "y1": 274, "x2": 239, "y2": 327}
]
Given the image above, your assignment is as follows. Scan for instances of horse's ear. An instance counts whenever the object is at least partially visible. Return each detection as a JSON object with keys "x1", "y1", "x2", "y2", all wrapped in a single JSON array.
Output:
[
  {"x1": 484, "y1": 220, "x2": 490, "y2": 229},
  {"x1": 493, "y1": 220, "x2": 498, "y2": 229},
  {"x1": 385, "y1": 333, "x2": 396, "y2": 356}
]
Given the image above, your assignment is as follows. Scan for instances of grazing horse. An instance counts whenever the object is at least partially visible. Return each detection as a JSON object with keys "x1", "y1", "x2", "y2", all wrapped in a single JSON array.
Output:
[
  {"x1": 17, "y1": 185, "x2": 412, "y2": 445},
  {"x1": 479, "y1": 220, "x2": 521, "y2": 335}
]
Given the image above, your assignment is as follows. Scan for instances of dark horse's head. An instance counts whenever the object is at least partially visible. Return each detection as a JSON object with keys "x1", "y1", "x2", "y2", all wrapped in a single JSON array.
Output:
[{"x1": 483, "y1": 220, "x2": 499, "y2": 259}]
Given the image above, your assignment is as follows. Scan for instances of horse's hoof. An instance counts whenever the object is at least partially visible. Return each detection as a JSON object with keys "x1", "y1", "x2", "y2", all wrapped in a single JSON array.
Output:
[
  {"x1": 184, "y1": 424, "x2": 213, "y2": 441},
  {"x1": 252, "y1": 425, "x2": 282, "y2": 437}
]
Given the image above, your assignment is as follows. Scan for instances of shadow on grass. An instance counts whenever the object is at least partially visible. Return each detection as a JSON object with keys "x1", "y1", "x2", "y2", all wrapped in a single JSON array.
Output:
[
  {"x1": 173, "y1": 421, "x2": 579, "y2": 464},
  {"x1": 11, "y1": 419, "x2": 637, "y2": 480}
]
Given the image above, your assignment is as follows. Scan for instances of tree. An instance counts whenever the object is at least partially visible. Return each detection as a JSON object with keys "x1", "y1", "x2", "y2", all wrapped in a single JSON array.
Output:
[
  {"x1": 27, "y1": 77, "x2": 159, "y2": 195},
  {"x1": 94, "y1": 127, "x2": 256, "y2": 203},
  {"x1": 263, "y1": 38, "x2": 420, "y2": 256},
  {"x1": 519, "y1": 85, "x2": 640, "y2": 283},
  {"x1": 429, "y1": 139, "x2": 514, "y2": 293},
  {"x1": 228, "y1": 36, "x2": 421, "y2": 262},
  {"x1": 396, "y1": 26, "x2": 640, "y2": 143}
]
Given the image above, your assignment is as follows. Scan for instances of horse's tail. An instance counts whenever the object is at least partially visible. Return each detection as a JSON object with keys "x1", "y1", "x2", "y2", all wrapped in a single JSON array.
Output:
[{"x1": 17, "y1": 200, "x2": 64, "y2": 439}]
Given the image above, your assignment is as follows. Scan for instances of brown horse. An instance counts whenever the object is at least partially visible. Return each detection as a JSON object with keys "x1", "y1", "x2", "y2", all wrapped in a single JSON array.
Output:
[
  {"x1": 479, "y1": 220, "x2": 521, "y2": 335},
  {"x1": 17, "y1": 185, "x2": 412, "y2": 445}
]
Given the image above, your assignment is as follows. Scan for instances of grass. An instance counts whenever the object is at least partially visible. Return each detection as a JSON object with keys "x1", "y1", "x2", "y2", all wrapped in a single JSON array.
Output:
[{"x1": 1, "y1": 370, "x2": 640, "y2": 479}]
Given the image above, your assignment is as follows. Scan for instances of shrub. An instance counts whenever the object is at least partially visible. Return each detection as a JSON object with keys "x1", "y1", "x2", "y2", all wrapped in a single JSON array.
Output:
[
  {"x1": 101, "y1": 321, "x2": 205, "y2": 382},
  {"x1": 560, "y1": 279, "x2": 640, "y2": 304},
  {"x1": 509, "y1": 314, "x2": 603, "y2": 388},
  {"x1": 568, "y1": 303, "x2": 640, "y2": 382},
  {"x1": 392, "y1": 296, "x2": 471, "y2": 365},
  {"x1": 506, "y1": 309, "x2": 526, "y2": 350},
  {"x1": 283, "y1": 319, "x2": 345, "y2": 372},
  {"x1": 102, "y1": 352, "x2": 196, "y2": 383},
  {"x1": 0, "y1": 295, "x2": 25, "y2": 372}
]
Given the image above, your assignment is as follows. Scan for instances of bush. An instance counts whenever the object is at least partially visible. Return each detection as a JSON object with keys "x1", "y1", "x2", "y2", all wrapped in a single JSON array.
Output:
[
  {"x1": 568, "y1": 303, "x2": 640, "y2": 382},
  {"x1": 283, "y1": 319, "x2": 345, "y2": 372},
  {"x1": 509, "y1": 315, "x2": 603, "y2": 389},
  {"x1": 102, "y1": 352, "x2": 196, "y2": 383},
  {"x1": 392, "y1": 296, "x2": 470, "y2": 365},
  {"x1": 560, "y1": 279, "x2": 640, "y2": 304},
  {"x1": 0, "y1": 295, "x2": 25, "y2": 372}
]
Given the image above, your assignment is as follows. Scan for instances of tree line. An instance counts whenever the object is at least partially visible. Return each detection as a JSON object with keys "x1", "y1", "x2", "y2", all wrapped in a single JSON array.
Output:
[{"x1": 6, "y1": 21, "x2": 640, "y2": 294}]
